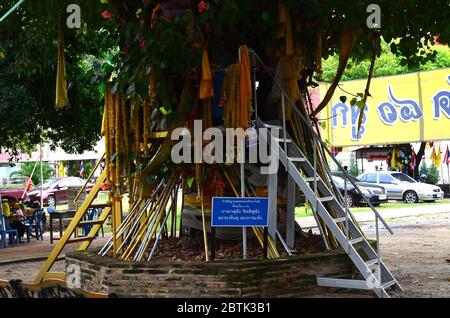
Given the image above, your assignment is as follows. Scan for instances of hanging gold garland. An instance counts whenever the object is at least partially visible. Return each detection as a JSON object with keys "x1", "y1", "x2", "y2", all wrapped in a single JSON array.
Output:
[
  {"x1": 114, "y1": 92, "x2": 122, "y2": 190},
  {"x1": 221, "y1": 63, "x2": 241, "y2": 129}
]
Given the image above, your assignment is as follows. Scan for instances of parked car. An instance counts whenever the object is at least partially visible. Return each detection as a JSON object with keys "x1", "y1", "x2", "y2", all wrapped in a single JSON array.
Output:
[
  {"x1": 25, "y1": 177, "x2": 93, "y2": 207},
  {"x1": 331, "y1": 171, "x2": 388, "y2": 204},
  {"x1": 0, "y1": 177, "x2": 32, "y2": 201},
  {"x1": 357, "y1": 171, "x2": 444, "y2": 203},
  {"x1": 331, "y1": 176, "x2": 386, "y2": 208}
]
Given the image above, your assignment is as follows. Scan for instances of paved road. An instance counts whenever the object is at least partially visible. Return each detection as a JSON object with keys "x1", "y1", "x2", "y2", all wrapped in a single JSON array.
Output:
[{"x1": 297, "y1": 202, "x2": 450, "y2": 229}]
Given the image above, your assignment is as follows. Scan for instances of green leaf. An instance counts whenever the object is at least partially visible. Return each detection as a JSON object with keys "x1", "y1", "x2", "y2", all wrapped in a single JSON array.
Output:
[
  {"x1": 159, "y1": 106, "x2": 172, "y2": 116},
  {"x1": 186, "y1": 177, "x2": 195, "y2": 188},
  {"x1": 356, "y1": 100, "x2": 365, "y2": 109}
]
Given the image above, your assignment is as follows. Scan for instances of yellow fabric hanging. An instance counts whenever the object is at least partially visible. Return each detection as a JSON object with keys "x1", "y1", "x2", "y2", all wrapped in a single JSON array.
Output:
[
  {"x1": 390, "y1": 149, "x2": 397, "y2": 168},
  {"x1": 431, "y1": 146, "x2": 437, "y2": 166},
  {"x1": 435, "y1": 146, "x2": 441, "y2": 168},
  {"x1": 199, "y1": 49, "x2": 214, "y2": 100},
  {"x1": 239, "y1": 45, "x2": 252, "y2": 129},
  {"x1": 151, "y1": 4, "x2": 162, "y2": 28},
  {"x1": 55, "y1": 28, "x2": 69, "y2": 109},
  {"x1": 58, "y1": 162, "x2": 65, "y2": 178},
  {"x1": 277, "y1": 1, "x2": 294, "y2": 56}
]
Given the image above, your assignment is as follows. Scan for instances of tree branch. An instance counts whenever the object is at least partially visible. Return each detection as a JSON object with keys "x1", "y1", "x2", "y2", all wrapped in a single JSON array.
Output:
[{"x1": 311, "y1": 28, "x2": 358, "y2": 117}]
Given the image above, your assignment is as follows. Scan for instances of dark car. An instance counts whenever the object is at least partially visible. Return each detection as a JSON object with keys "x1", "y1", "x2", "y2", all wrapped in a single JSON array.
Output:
[
  {"x1": 25, "y1": 177, "x2": 93, "y2": 207},
  {"x1": 0, "y1": 176, "x2": 32, "y2": 201},
  {"x1": 332, "y1": 171, "x2": 388, "y2": 204},
  {"x1": 331, "y1": 175, "x2": 387, "y2": 208}
]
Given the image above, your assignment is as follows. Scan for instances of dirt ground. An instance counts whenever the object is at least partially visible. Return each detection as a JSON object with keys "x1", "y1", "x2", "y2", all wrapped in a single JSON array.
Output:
[
  {"x1": 0, "y1": 213, "x2": 448, "y2": 297},
  {"x1": 361, "y1": 212, "x2": 450, "y2": 298}
]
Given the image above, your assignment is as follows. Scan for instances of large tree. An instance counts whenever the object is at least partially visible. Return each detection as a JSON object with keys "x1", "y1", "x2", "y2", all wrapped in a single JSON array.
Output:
[
  {"x1": 1, "y1": 0, "x2": 449, "y2": 158},
  {"x1": 0, "y1": 0, "x2": 116, "y2": 159}
]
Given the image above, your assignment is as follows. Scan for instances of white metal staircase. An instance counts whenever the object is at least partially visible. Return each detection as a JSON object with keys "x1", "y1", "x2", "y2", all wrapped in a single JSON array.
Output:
[
  {"x1": 258, "y1": 118, "x2": 401, "y2": 297},
  {"x1": 250, "y1": 48, "x2": 402, "y2": 298}
]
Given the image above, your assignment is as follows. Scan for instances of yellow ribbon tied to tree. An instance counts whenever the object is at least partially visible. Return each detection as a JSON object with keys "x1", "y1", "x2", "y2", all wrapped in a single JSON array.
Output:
[
  {"x1": 199, "y1": 49, "x2": 214, "y2": 100},
  {"x1": 277, "y1": 1, "x2": 294, "y2": 56},
  {"x1": 55, "y1": 28, "x2": 70, "y2": 109},
  {"x1": 239, "y1": 45, "x2": 252, "y2": 129}
]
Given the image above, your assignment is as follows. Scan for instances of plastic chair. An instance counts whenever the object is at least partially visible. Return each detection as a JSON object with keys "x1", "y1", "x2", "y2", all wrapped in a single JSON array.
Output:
[
  {"x1": 23, "y1": 209, "x2": 44, "y2": 242},
  {"x1": 0, "y1": 214, "x2": 19, "y2": 247},
  {"x1": 82, "y1": 208, "x2": 104, "y2": 238}
]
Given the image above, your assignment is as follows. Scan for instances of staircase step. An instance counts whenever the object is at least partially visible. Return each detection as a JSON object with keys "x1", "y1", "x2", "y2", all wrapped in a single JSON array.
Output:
[
  {"x1": 264, "y1": 124, "x2": 283, "y2": 129},
  {"x1": 318, "y1": 196, "x2": 334, "y2": 203},
  {"x1": 382, "y1": 280, "x2": 397, "y2": 289},
  {"x1": 304, "y1": 177, "x2": 320, "y2": 182},
  {"x1": 366, "y1": 259, "x2": 379, "y2": 267},
  {"x1": 334, "y1": 217, "x2": 347, "y2": 223},
  {"x1": 273, "y1": 138, "x2": 292, "y2": 143},
  {"x1": 288, "y1": 157, "x2": 306, "y2": 162},
  {"x1": 317, "y1": 277, "x2": 372, "y2": 290},
  {"x1": 67, "y1": 237, "x2": 94, "y2": 244},
  {"x1": 349, "y1": 237, "x2": 364, "y2": 245},
  {"x1": 78, "y1": 220, "x2": 104, "y2": 227},
  {"x1": 89, "y1": 203, "x2": 112, "y2": 209}
]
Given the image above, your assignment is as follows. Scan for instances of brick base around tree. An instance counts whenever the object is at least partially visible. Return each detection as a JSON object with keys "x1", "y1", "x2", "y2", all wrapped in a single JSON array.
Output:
[{"x1": 65, "y1": 249, "x2": 371, "y2": 298}]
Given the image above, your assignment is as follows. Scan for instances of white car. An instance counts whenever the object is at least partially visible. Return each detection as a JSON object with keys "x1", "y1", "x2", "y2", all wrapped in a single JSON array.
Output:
[{"x1": 357, "y1": 172, "x2": 444, "y2": 204}]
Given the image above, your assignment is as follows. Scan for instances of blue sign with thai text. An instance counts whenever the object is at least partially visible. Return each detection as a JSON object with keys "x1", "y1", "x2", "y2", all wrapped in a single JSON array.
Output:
[{"x1": 211, "y1": 197, "x2": 269, "y2": 227}]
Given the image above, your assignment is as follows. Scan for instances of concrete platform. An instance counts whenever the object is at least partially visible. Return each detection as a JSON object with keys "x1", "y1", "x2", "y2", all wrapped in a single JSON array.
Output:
[{"x1": 0, "y1": 232, "x2": 111, "y2": 264}]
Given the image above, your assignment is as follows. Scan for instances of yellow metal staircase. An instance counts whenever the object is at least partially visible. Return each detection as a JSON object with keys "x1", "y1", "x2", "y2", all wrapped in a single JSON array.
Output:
[{"x1": 34, "y1": 168, "x2": 111, "y2": 284}]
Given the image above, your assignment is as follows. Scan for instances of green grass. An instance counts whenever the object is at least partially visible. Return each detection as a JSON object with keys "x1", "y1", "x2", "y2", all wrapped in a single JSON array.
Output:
[{"x1": 295, "y1": 199, "x2": 450, "y2": 218}]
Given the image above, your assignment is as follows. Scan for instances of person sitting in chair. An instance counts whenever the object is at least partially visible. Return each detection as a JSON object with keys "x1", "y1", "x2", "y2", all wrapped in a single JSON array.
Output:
[{"x1": 6, "y1": 198, "x2": 27, "y2": 241}]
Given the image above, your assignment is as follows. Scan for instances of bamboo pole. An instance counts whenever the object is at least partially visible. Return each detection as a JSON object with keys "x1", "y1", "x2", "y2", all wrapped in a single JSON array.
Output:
[{"x1": 200, "y1": 189, "x2": 210, "y2": 262}]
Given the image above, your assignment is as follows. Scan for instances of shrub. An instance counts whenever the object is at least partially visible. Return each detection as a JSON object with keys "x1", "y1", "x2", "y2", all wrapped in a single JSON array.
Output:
[{"x1": 419, "y1": 163, "x2": 440, "y2": 185}]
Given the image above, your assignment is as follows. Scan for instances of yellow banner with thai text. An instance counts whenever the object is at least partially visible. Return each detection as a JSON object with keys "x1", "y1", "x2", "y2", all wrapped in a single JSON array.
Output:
[{"x1": 320, "y1": 68, "x2": 450, "y2": 147}]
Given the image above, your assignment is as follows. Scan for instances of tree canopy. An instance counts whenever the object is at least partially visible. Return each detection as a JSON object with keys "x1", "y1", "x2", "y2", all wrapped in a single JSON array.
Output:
[
  {"x1": 0, "y1": 0, "x2": 116, "y2": 159},
  {"x1": 0, "y1": 0, "x2": 449, "y2": 159},
  {"x1": 323, "y1": 41, "x2": 450, "y2": 82}
]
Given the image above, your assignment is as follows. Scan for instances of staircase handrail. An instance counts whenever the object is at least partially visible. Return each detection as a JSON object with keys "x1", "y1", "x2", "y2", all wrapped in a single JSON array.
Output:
[
  {"x1": 74, "y1": 153, "x2": 106, "y2": 211},
  {"x1": 249, "y1": 48, "x2": 393, "y2": 235}
]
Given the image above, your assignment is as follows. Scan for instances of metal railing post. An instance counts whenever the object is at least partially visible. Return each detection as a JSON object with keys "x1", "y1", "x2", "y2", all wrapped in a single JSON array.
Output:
[
  {"x1": 312, "y1": 137, "x2": 331, "y2": 250},
  {"x1": 344, "y1": 170, "x2": 349, "y2": 253},
  {"x1": 376, "y1": 216, "x2": 381, "y2": 286},
  {"x1": 253, "y1": 67, "x2": 258, "y2": 120},
  {"x1": 281, "y1": 94, "x2": 288, "y2": 173}
]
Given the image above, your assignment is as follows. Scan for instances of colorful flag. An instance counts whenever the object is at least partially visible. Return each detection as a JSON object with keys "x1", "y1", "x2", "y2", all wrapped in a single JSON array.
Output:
[
  {"x1": 435, "y1": 146, "x2": 441, "y2": 168},
  {"x1": 58, "y1": 162, "x2": 65, "y2": 177},
  {"x1": 79, "y1": 161, "x2": 84, "y2": 178},
  {"x1": 430, "y1": 146, "x2": 437, "y2": 166},
  {"x1": 410, "y1": 148, "x2": 416, "y2": 171},
  {"x1": 444, "y1": 146, "x2": 450, "y2": 166},
  {"x1": 390, "y1": 149, "x2": 397, "y2": 168}
]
